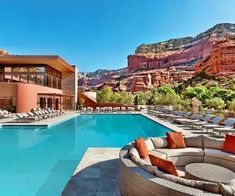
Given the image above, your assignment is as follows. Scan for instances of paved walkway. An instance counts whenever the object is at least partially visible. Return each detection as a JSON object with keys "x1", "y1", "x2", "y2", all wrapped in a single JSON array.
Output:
[{"x1": 62, "y1": 148, "x2": 121, "y2": 196}]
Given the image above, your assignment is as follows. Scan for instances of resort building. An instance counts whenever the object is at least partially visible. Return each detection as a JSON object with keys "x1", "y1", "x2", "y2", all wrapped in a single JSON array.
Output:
[{"x1": 0, "y1": 55, "x2": 78, "y2": 113}]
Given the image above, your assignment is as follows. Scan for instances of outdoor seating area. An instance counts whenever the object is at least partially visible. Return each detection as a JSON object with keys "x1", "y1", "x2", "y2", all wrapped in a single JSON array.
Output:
[
  {"x1": 0, "y1": 109, "x2": 12, "y2": 119},
  {"x1": 12, "y1": 108, "x2": 65, "y2": 123},
  {"x1": 147, "y1": 107, "x2": 235, "y2": 137},
  {"x1": 79, "y1": 106, "x2": 136, "y2": 113},
  {"x1": 120, "y1": 133, "x2": 235, "y2": 196}
]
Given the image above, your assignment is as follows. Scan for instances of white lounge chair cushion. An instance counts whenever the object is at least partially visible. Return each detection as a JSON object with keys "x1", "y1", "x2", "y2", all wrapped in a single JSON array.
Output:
[
  {"x1": 150, "y1": 137, "x2": 168, "y2": 148},
  {"x1": 148, "y1": 150, "x2": 167, "y2": 159},
  {"x1": 144, "y1": 138, "x2": 154, "y2": 151},
  {"x1": 203, "y1": 124, "x2": 221, "y2": 128},
  {"x1": 203, "y1": 136, "x2": 224, "y2": 150},
  {"x1": 155, "y1": 147, "x2": 204, "y2": 157},
  {"x1": 204, "y1": 148, "x2": 235, "y2": 162},
  {"x1": 154, "y1": 169, "x2": 220, "y2": 193},
  {"x1": 184, "y1": 135, "x2": 203, "y2": 148},
  {"x1": 129, "y1": 147, "x2": 140, "y2": 159}
]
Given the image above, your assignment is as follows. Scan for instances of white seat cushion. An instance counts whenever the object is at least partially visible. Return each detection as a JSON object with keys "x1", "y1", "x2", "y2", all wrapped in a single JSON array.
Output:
[
  {"x1": 148, "y1": 149, "x2": 167, "y2": 159},
  {"x1": 204, "y1": 148, "x2": 235, "y2": 162},
  {"x1": 203, "y1": 136, "x2": 224, "y2": 150},
  {"x1": 155, "y1": 147, "x2": 204, "y2": 157},
  {"x1": 150, "y1": 137, "x2": 168, "y2": 148},
  {"x1": 184, "y1": 135, "x2": 203, "y2": 148}
]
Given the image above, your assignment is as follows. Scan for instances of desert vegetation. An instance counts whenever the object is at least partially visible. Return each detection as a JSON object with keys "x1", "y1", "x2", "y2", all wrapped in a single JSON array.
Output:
[{"x1": 97, "y1": 84, "x2": 235, "y2": 113}]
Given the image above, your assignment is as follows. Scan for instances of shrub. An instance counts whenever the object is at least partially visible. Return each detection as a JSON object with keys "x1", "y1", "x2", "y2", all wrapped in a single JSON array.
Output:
[
  {"x1": 153, "y1": 93, "x2": 180, "y2": 106},
  {"x1": 228, "y1": 100, "x2": 235, "y2": 112},
  {"x1": 205, "y1": 98, "x2": 225, "y2": 110}
]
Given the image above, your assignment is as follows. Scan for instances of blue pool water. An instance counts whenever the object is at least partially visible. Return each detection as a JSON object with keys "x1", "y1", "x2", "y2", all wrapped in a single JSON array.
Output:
[{"x1": 0, "y1": 114, "x2": 170, "y2": 196}]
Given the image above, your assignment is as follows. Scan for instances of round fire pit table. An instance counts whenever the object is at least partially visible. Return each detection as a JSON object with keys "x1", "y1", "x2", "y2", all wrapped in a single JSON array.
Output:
[{"x1": 185, "y1": 163, "x2": 235, "y2": 184}]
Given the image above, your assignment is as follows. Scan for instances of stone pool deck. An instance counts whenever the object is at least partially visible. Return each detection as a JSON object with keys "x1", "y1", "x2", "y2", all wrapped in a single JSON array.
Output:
[{"x1": 62, "y1": 148, "x2": 121, "y2": 196}]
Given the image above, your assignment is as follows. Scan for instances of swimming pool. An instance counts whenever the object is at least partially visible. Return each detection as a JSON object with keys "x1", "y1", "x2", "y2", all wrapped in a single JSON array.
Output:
[{"x1": 0, "y1": 114, "x2": 171, "y2": 196}]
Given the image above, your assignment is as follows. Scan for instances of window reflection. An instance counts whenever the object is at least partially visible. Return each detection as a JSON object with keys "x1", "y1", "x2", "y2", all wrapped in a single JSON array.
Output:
[
  {"x1": 12, "y1": 74, "x2": 20, "y2": 82},
  {"x1": 37, "y1": 74, "x2": 45, "y2": 86},
  {"x1": 29, "y1": 67, "x2": 45, "y2": 72},
  {"x1": 0, "y1": 74, "x2": 3, "y2": 82},
  {"x1": 12, "y1": 67, "x2": 28, "y2": 72},
  {"x1": 4, "y1": 67, "x2": 11, "y2": 72},
  {"x1": 0, "y1": 65, "x2": 62, "y2": 89},
  {"x1": 20, "y1": 75, "x2": 28, "y2": 83},
  {"x1": 4, "y1": 74, "x2": 11, "y2": 82},
  {"x1": 28, "y1": 74, "x2": 36, "y2": 84},
  {"x1": 53, "y1": 77, "x2": 57, "y2": 88}
]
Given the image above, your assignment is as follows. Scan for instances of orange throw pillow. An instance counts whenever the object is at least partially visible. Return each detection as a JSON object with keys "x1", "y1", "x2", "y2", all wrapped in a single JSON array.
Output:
[
  {"x1": 135, "y1": 137, "x2": 148, "y2": 159},
  {"x1": 223, "y1": 134, "x2": 235, "y2": 154},
  {"x1": 149, "y1": 155, "x2": 179, "y2": 176},
  {"x1": 166, "y1": 132, "x2": 186, "y2": 149}
]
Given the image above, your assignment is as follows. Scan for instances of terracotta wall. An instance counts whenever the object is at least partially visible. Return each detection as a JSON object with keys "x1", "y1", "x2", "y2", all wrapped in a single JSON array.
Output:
[
  {"x1": 0, "y1": 83, "x2": 18, "y2": 97},
  {"x1": 16, "y1": 83, "x2": 62, "y2": 113}
]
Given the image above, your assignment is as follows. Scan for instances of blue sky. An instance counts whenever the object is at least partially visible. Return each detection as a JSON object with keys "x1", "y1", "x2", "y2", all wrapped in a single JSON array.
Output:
[{"x1": 0, "y1": 0, "x2": 235, "y2": 72}]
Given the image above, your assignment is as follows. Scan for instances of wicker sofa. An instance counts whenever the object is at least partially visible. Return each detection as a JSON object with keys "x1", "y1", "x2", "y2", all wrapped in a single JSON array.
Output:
[{"x1": 119, "y1": 135, "x2": 235, "y2": 196}]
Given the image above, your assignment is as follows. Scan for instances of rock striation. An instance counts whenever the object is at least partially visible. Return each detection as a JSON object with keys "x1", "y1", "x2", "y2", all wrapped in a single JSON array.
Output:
[
  {"x1": 195, "y1": 36, "x2": 235, "y2": 75},
  {"x1": 128, "y1": 23, "x2": 235, "y2": 73}
]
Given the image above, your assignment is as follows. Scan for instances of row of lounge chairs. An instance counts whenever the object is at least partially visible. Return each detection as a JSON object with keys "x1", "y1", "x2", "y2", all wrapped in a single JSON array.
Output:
[
  {"x1": 0, "y1": 109, "x2": 12, "y2": 119},
  {"x1": 80, "y1": 106, "x2": 136, "y2": 113},
  {"x1": 14, "y1": 108, "x2": 64, "y2": 122},
  {"x1": 148, "y1": 108, "x2": 235, "y2": 136}
]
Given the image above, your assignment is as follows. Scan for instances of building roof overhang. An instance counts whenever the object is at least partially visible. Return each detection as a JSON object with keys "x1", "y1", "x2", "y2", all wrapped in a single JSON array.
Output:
[{"x1": 0, "y1": 55, "x2": 75, "y2": 72}]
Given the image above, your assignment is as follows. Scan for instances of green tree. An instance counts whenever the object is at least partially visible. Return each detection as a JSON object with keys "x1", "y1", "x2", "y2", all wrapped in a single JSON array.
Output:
[
  {"x1": 182, "y1": 86, "x2": 197, "y2": 99},
  {"x1": 205, "y1": 97, "x2": 225, "y2": 110},
  {"x1": 154, "y1": 85, "x2": 176, "y2": 96},
  {"x1": 214, "y1": 89, "x2": 232, "y2": 102},
  {"x1": 153, "y1": 93, "x2": 180, "y2": 106},
  {"x1": 228, "y1": 100, "x2": 235, "y2": 112},
  {"x1": 119, "y1": 91, "x2": 134, "y2": 105},
  {"x1": 97, "y1": 86, "x2": 113, "y2": 102}
]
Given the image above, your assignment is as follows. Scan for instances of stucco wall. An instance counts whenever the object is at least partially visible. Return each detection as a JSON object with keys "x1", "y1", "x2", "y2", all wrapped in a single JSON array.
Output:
[
  {"x1": 16, "y1": 83, "x2": 62, "y2": 113},
  {"x1": 0, "y1": 83, "x2": 18, "y2": 97}
]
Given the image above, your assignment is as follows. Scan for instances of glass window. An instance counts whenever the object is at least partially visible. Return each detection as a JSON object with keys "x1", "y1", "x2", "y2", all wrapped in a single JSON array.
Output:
[
  {"x1": 47, "y1": 98, "x2": 52, "y2": 108},
  {"x1": 29, "y1": 67, "x2": 45, "y2": 72},
  {"x1": 4, "y1": 67, "x2": 11, "y2": 72},
  {"x1": 58, "y1": 79, "x2": 61, "y2": 89},
  {"x1": 53, "y1": 77, "x2": 57, "y2": 88},
  {"x1": 20, "y1": 75, "x2": 28, "y2": 83},
  {"x1": 39, "y1": 97, "x2": 46, "y2": 108},
  {"x1": 12, "y1": 74, "x2": 20, "y2": 82},
  {"x1": 0, "y1": 74, "x2": 3, "y2": 82},
  {"x1": 28, "y1": 74, "x2": 36, "y2": 84},
  {"x1": 37, "y1": 74, "x2": 45, "y2": 86},
  {"x1": 0, "y1": 67, "x2": 3, "y2": 73},
  {"x1": 12, "y1": 67, "x2": 28, "y2": 72},
  {"x1": 4, "y1": 74, "x2": 11, "y2": 82},
  {"x1": 47, "y1": 75, "x2": 52, "y2": 87}
]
